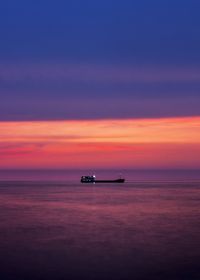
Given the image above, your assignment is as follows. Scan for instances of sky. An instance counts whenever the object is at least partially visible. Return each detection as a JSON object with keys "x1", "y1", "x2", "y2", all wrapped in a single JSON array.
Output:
[
  {"x1": 1, "y1": 117, "x2": 200, "y2": 169},
  {"x1": 0, "y1": 0, "x2": 200, "y2": 169}
]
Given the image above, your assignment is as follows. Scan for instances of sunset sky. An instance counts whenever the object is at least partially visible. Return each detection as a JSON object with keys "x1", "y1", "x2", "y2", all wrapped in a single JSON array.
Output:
[{"x1": 0, "y1": 0, "x2": 200, "y2": 169}]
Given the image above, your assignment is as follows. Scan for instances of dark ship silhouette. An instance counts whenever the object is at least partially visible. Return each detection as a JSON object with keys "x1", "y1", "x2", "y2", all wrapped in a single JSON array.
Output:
[{"x1": 81, "y1": 175, "x2": 125, "y2": 183}]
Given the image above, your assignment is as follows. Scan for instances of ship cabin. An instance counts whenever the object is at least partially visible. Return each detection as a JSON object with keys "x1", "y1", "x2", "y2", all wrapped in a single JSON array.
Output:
[{"x1": 81, "y1": 175, "x2": 96, "y2": 183}]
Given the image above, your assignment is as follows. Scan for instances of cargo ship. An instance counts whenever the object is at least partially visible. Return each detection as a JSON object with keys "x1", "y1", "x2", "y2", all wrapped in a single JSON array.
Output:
[{"x1": 80, "y1": 175, "x2": 125, "y2": 183}]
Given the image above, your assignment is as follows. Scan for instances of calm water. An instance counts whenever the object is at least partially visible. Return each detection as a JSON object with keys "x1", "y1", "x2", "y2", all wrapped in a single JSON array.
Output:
[{"x1": 0, "y1": 171, "x2": 200, "y2": 280}]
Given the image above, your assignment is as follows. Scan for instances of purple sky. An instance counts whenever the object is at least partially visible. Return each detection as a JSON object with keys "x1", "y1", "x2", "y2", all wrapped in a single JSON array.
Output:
[{"x1": 0, "y1": 0, "x2": 200, "y2": 121}]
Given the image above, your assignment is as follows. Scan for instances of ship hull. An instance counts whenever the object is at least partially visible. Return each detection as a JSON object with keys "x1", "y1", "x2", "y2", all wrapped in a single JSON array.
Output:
[
  {"x1": 81, "y1": 179, "x2": 125, "y2": 183},
  {"x1": 95, "y1": 179, "x2": 125, "y2": 183}
]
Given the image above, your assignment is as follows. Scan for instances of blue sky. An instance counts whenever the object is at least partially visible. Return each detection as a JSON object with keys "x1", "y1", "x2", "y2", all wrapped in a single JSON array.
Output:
[{"x1": 0, "y1": 0, "x2": 200, "y2": 120}]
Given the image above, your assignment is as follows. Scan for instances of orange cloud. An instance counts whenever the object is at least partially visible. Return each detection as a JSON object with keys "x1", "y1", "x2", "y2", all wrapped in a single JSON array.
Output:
[{"x1": 0, "y1": 117, "x2": 200, "y2": 168}]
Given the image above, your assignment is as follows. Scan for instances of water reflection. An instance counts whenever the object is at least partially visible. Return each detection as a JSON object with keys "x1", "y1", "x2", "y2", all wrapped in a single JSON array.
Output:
[{"x1": 0, "y1": 182, "x2": 200, "y2": 279}]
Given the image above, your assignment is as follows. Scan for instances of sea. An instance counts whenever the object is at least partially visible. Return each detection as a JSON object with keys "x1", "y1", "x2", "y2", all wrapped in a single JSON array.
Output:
[{"x1": 0, "y1": 169, "x2": 200, "y2": 280}]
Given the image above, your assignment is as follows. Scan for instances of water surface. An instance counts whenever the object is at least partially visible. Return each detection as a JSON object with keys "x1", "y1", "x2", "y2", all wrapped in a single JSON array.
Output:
[{"x1": 0, "y1": 177, "x2": 200, "y2": 279}]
